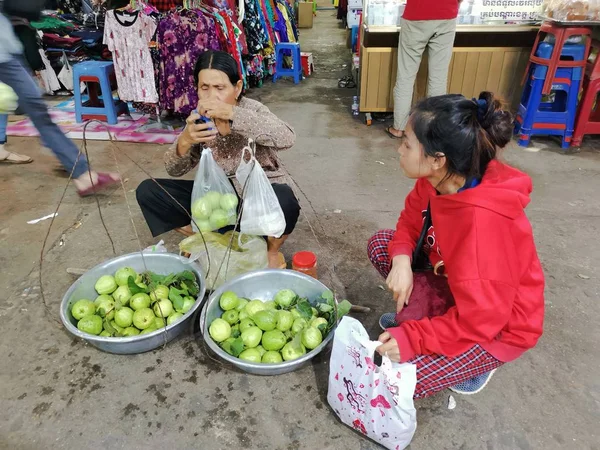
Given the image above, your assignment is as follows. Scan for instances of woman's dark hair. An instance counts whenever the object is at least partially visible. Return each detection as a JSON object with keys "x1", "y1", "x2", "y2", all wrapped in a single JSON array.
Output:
[
  {"x1": 193, "y1": 50, "x2": 241, "y2": 86},
  {"x1": 409, "y1": 91, "x2": 513, "y2": 181}
]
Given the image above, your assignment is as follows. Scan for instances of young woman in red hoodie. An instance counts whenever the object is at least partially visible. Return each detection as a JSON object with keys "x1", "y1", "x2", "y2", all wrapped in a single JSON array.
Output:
[{"x1": 369, "y1": 91, "x2": 545, "y2": 397}]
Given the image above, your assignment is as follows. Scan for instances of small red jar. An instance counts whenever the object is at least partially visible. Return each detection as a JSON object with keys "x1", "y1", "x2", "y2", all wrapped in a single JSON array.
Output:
[{"x1": 292, "y1": 251, "x2": 318, "y2": 279}]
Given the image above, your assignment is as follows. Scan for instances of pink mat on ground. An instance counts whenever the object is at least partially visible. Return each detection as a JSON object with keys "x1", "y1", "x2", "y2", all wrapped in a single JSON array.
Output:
[{"x1": 6, "y1": 109, "x2": 182, "y2": 144}]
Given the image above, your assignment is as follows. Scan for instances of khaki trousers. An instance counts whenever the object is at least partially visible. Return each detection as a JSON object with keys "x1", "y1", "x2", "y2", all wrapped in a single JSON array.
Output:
[{"x1": 393, "y1": 18, "x2": 457, "y2": 131}]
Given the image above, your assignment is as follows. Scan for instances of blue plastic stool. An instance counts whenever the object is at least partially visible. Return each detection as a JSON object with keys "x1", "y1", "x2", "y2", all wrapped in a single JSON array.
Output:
[
  {"x1": 273, "y1": 43, "x2": 302, "y2": 84},
  {"x1": 73, "y1": 61, "x2": 129, "y2": 124},
  {"x1": 515, "y1": 42, "x2": 585, "y2": 148}
]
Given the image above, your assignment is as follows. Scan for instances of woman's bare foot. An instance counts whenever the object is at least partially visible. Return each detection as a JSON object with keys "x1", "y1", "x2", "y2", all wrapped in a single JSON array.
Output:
[
  {"x1": 176, "y1": 225, "x2": 194, "y2": 237},
  {"x1": 267, "y1": 251, "x2": 287, "y2": 269},
  {"x1": 0, "y1": 145, "x2": 33, "y2": 164}
]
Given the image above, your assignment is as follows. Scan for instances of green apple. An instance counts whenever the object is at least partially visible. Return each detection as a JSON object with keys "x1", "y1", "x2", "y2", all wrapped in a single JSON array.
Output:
[
  {"x1": 95, "y1": 298, "x2": 115, "y2": 320},
  {"x1": 281, "y1": 341, "x2": 306, "y2": 361},
  {"x1": 311, "y1": 317, "x2": 328, "y2": 329},
  {"x1": 262, "y1": 351, "x2": 283, "y2": 363},
  {"x1": 130, "y1": 293, "x2": 151, "y2": 311},
  {"x1": 114, "y1": 307, "x2": 134, "y2": 328},
  {"x1": 94, "y1": 294, "x2": 113, "y2": 306},
  {"x1": 112, "y1": 286, "x2": 132, "y2": 305},
  {"x1": 100, "y1": 330, "x2": 112, "y2": 337},
  {"x1": 109, "y1": 320, "x2": 124, "y2": 336},
  {"x1": 167, "y1": 312, "x2": 184, "y2": 325},
  {"x1": 153, "y1": 316, "x2": 166, "y2": 329},
  {"x1": 241, "y1": 327, "x2": 262, "y2": 348},
  {"x1": 209, "y1": 318, "x2": 231, "y2": 342},
  {"x1": 209, "y1": 209, "x2": 229, "y2": 230},
  {"x1": 77, "y1": 315, "x2": 103, "y2": 335},
  {"x1": 204, "y1": 191, "x2": 222, "y2": 210},
  {"x1": 180, "y1": 296, "x2": 195, "y2": 313},
  {"x1": 122, "y1": 327, "x2": 140, "y2": 337},
  {"x1": 239, "y1": 348, "x2": 262, "y2": 363},
  {"x1": 149, "y1": 285, "x2": 169, "y2": 302},
  {"x1": 195, "y1": 219, "x2": 212, "y2": 232},
  {"x1": 95, "y1": 275, "x2": 117, "y2": 295},
  {"x1": 219, "y1": 291, "x2": 239, "y2": 311},
  {"x1": 302, "y1": 327, "x2": 323, "y2": 350},
  {"x1": 153, "y1": 299, "x2": 174, "y2": 318},
  {"x1": 114, "y1": 267, "x2": 137, "y2": 286},
  {"x1": 140, "y1": 325, "x2": 158, "y2": 335},
  {"x1": 133, "y1": 307, "x2": 155, "y2": 330},
  {"x1": 239, "y1": 318, "x2": 256, "y2": 333},
  {"x1": 276, "y1": 310, "x2": 294, "y2": 332},
  {"x1": 192, "y1": 197, "x2": 212, "y2": 220},
  {"x1": 71, "y1": 299, "x2": 95, "y2": 321},
  {"x1": 220, "y1": 193, "x2": 239, "y2": 212},
  {"x1": 221, "y1": 309, "x2": 239, "y2": 325}
]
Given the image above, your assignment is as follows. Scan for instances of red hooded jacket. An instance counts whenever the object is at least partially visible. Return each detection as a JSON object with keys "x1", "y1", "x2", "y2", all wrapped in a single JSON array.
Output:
[{"x1": 387, "y1": 161, "x2": 545, "y2": 363}]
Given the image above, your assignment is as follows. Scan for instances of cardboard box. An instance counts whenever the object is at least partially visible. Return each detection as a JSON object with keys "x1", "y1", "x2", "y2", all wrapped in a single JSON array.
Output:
[{"x1": 298, "y1": 1, "x2": 314, "y2": 29}]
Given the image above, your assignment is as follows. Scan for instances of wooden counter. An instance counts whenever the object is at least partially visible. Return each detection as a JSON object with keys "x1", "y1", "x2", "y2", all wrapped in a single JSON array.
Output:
[{"x1": 359, "y1": 23, "x2": 539, "y2": 113}]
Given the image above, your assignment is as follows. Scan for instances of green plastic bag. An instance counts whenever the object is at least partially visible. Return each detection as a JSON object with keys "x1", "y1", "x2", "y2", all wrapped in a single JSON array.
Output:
[{"x1": 179, "y1": 231, "x2": 267, "y2": 290}]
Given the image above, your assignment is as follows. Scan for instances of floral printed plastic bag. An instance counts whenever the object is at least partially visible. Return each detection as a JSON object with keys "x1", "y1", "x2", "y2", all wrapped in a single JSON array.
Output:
[{"x1": 327, "y1": 317, "x2": 417, "y2": 450}]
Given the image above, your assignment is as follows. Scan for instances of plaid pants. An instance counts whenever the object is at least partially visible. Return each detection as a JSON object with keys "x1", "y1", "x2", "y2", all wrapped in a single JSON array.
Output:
[{"x1": 367, "y1": 229, "x2": 503, "y2": 398}]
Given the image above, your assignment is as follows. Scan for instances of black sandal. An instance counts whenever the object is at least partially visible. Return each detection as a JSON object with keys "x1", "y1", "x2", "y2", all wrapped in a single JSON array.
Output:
[
  {"x1": 338, "y1": 75, "x2": 357, "y2": 89},
  {"x1": 384, "y1": 126, "x2": 404, "y2": 139}
]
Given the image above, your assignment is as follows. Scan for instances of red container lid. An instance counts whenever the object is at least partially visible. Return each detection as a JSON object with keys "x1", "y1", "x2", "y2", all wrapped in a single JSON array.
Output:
[{"x1": 292, "y1": 251, "x2": 317, "y2": 269}]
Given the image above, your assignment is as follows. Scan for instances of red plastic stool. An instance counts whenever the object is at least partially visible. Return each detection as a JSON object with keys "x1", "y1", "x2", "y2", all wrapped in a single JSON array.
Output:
[
  {"x1": 571, "y1": 40, "x2": 600, "y2": 146},
  {"x1": 523, "y1": 22, "x2": 591, "y2": 95}
]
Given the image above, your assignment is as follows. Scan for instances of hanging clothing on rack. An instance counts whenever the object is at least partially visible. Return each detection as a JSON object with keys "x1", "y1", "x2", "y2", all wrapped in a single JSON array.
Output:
[
  {"x1": 157, "y1": 9, "x2": 221, "y2": 115},
  {"x1": 242, "y1": 0, "x2": 269, "y2": 54},
  {"x1": 147, "y1": 0, "x2": 183, "y2": 12},
  {"x1": 104, "y1": 9, "x2": 159, "y2": 103},
  {"x1": 277, "y1": 0, "x2": 298, "y2": 42}
]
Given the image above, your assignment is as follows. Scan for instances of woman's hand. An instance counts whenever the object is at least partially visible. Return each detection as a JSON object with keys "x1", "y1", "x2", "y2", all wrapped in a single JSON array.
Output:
[
  {"x1": 386, "y1": 255, "x2": 414, "y2": 313},
  {"x1": 197, "y1": 99, "x2": 235, "y2": 121},
  {"x1": 176, "y1": 112, "x2": 219, "y2": 156},
  {"x1": 376, "y1": 331, "x2": 401, "y2": 362}
]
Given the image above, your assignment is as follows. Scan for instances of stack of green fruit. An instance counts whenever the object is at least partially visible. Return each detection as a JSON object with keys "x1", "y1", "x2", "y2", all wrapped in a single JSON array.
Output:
[
  {"x1": 192, "y1": 191, "x2": 238, "y2": 232},
  {"x1": 208, "y1": 289, "x2": 352, "y2": 364},
  {"x1": 70, "y1": 267, "x2": 200, "y2": 337}
]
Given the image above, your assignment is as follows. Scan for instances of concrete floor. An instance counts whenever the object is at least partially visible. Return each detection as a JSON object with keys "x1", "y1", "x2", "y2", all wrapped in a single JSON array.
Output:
[{"x1": 1, "y1": 10, "x2": 599, "y2": 450}]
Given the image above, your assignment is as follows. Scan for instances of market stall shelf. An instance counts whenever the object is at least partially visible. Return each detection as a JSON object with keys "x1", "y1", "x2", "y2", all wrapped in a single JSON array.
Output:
[{"x1": 358, "y1": 23, "x2": 538, "y2": 113}]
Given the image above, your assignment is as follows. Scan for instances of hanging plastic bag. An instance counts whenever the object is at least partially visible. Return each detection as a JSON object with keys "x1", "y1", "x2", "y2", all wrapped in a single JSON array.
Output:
[
  {"x1": 327, "y1": 317, "x2": 418, "y2": 450},
  {"x1": 235, "y1": 140, "x2": 286, "y2": 238},
  {"x1": 179, "y1": 231, "x2": 267, "y2": 290},
  {"x1": 191, "y1": 147, "x2": 238, "y2": 233},
  {"x1": 58, "y1": 52, "x2": 74, "y2": 91}
]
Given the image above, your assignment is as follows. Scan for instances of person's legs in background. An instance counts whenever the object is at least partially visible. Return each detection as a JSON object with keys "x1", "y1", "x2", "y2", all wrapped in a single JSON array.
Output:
[
  {"x1": 389, "y1": 19, "x2": 431, "y2": 138},
  {"x1": 0, "y1": 113, "x2": 32, "y2": 163},
  {"x1": 0, "y1": 57, "x2": 118, "y2": 192},
  {"x1": 426, "y1": 19, "x2": 457, "y2": 98}
]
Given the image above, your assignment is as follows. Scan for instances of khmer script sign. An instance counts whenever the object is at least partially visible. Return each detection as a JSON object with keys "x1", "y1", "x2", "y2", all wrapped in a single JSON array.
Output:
[{"x1": 479, "y1": 0, "x2": 544, "y2": 21}]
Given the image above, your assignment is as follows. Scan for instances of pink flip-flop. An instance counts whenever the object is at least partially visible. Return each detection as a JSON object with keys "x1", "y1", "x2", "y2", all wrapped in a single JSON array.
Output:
[{"x1": 77, "y1": 173, "x2": 120, "y2": 197}]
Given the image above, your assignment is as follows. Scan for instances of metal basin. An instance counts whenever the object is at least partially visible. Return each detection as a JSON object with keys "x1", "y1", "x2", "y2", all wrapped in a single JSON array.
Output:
[
  {"x1": 199, "y1": 269, "x2": 336, "y2": 376},
  {"x1": 60, "y1": 252, "x2": 206, "y2": 354}
]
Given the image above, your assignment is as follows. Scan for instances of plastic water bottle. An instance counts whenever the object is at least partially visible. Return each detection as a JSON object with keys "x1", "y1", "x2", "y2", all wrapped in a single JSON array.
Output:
[{"x1": 352, "y1": 96, "x2": 359, "y2": 116}]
